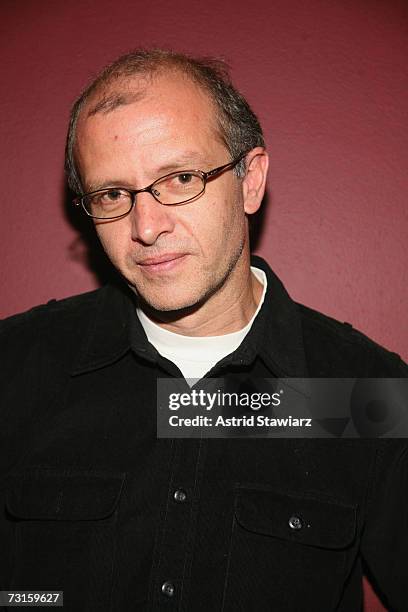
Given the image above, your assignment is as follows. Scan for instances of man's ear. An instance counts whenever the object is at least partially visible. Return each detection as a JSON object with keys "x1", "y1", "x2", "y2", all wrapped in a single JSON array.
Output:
[{"x1": 241, "y1": 147, "x2": 269, "y2": 215}]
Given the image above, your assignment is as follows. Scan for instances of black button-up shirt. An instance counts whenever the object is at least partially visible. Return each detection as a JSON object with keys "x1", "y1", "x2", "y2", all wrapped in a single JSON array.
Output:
[{"x1": 1, "y1": 256, "x2": 407, "y2": 611}]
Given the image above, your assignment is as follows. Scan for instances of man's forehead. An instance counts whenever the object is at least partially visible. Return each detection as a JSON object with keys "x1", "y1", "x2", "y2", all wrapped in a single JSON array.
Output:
[
  {"x1": 75, "y1": 72, "x2": 227, "y2": 186},
  {"x1": 77, "y1": 73, "x2": 222, "y2": 157}
]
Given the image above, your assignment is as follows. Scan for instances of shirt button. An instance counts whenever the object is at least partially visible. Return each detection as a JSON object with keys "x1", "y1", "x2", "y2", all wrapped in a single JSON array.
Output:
[
  {"x1": 161, "y1": 581, "x2": 175, "y2": 597},
  {"x1": 288, "y1": 515, "x2": 303, "y2": 530},
  {"x1": 173, "y1": 489, "x2": 187, "y2": 503}
]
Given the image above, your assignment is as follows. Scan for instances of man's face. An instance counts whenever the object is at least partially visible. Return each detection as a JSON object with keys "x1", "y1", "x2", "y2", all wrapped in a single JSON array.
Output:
[{"x1": 75, "y1": 72, "x2": 250, "y2": 313}]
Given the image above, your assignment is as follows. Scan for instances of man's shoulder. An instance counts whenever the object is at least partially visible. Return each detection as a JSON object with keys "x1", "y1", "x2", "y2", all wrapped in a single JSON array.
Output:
[
  {"x1": 0, "y1": 287, "x2": 107, "y2": 353},
  {"x1": 1, "y1": 287, "x2": 104, "y2": 328},
  {"x1": 296, "y1": 302, "x2": 407, "y2": 376}
]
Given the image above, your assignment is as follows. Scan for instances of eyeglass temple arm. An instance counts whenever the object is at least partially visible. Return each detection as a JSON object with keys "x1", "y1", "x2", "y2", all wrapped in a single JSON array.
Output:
[{"x1": 204, "y1": 152, "x2": 247, "y2": 179}]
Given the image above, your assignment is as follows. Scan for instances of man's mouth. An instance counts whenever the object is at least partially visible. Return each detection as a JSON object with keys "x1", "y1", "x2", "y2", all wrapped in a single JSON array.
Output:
[{"x1": 137, "y1": 253, "x2": 188, "y2": 272}]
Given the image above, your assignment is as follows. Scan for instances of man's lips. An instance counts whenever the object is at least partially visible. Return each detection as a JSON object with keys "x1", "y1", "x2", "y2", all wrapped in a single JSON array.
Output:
[
  {"x1": 138, "y1": 253, "x2": 187, "y2": 265},
  {"x1": 137, "y1": 253, "x2": 188, "y2": 271}
]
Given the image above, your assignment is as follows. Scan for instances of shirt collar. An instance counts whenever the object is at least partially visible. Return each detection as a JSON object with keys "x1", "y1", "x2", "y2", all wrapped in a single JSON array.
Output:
[
  {"x1": 71, "y1": 256, "x2": 308, "y2": 377},
  {"x1": 233, "y1": 255, "x2": 308, "y2": 377}
]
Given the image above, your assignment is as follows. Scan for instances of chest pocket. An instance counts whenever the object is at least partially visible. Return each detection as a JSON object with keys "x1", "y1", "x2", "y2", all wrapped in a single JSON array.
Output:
[
  {"x1": 5, "y1": 468, "x2": 125, "y2": 612},
  {"x1": 223, "y1": 486, "x2": 357, "y2": 612}
]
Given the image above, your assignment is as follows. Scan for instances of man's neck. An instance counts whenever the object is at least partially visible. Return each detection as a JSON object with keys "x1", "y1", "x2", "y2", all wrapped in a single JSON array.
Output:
[{"x1": 139, "y1": 258, "x2": 264, "y2": 337}]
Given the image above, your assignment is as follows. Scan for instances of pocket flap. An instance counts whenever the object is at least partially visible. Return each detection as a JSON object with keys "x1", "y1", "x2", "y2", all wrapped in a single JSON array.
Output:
[
  {"x1": 6, "y1": 468, "x2": 125, "y2": 521},
  {"x1": 235, "y1": 487, "x2": 356, "y2": 549}
]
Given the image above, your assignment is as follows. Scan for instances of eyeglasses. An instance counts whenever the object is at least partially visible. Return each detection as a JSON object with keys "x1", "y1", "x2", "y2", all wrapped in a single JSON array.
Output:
[{"x1": 73, "y1": 152, "x2": 247, "y2": 220}]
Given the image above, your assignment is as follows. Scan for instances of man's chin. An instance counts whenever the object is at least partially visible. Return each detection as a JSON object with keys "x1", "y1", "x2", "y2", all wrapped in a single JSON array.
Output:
[
  {"x1": 129, "y1": 270, "x2": 229, "y2": 320},
  {"x1": 134, "y1": 288, "x2": 209, "y2": 321}
]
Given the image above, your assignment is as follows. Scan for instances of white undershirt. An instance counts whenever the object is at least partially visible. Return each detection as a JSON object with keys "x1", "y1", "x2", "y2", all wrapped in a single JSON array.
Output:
[{"x1": 136, "y1": 266, "x2": 267, "y2": 383}]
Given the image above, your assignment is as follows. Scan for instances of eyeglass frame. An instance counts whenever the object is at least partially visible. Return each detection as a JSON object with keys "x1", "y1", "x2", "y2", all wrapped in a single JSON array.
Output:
[{"x1": 73, "y1": 151, "x2": 248, "y2": 220}]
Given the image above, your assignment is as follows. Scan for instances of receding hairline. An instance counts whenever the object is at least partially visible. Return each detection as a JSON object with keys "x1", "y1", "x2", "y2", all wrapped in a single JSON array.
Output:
[
  {"x1": 86, "y1": 90, "x2": 145, "y2": 117},
  {"x1": 82, "y1": 66, "x2": 217, "y2": 119},
  {"x1": 76, "y1": 68, "x2": 227, "y2": 149}
]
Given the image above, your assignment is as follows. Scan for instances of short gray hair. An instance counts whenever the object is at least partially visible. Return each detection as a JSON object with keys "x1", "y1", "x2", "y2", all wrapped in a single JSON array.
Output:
[{"x1": 65, "y1": 48, "x2": 265, "y2": 194}]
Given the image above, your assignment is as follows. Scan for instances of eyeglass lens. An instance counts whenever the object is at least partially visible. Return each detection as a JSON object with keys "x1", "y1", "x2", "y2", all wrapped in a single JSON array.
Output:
[{"x1": 83, "y1": 170, "x2": 206, "y2": 218}]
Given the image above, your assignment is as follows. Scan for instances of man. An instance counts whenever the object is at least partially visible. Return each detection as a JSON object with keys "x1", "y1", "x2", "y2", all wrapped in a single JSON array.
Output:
[{"x1": 0, "y1": 49, "x2": 407, "y2": 612}]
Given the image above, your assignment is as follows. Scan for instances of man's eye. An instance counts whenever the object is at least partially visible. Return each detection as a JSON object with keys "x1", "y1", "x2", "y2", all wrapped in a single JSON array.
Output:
[
  {"x1": 176, "y1": 173, "x2": 194, "y2": 184},
  {"x1": 90, "y1": 189, "x2": 130, "y2": 209},
  {"x1": 103, "y1": 189, "x2": 125, "y2": 201}
]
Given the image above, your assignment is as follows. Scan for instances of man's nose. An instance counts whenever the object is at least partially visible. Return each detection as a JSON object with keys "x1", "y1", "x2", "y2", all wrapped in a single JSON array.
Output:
[{"x1": 130, "y1": 191, "x2": 175, "y2": 245}]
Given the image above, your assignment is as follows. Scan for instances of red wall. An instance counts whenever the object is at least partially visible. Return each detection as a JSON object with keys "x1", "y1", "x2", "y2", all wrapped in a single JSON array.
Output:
[
  {"x1": 1, "y1": 0, "x2": 407, "y2": 362},
  {"x1": 1, "y1": 2, "x2": 407, "y2": 607}
]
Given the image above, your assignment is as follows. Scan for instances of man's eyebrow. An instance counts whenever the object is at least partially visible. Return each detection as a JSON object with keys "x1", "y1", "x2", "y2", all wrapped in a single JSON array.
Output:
[
  {"x1": 85, "y1": 179, "x2": 135, "y2": 192},
  {"x1": 153, "y1": 153, "x2": 215, "y2": 174}
]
